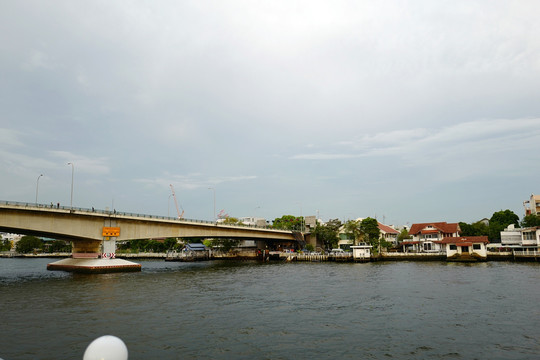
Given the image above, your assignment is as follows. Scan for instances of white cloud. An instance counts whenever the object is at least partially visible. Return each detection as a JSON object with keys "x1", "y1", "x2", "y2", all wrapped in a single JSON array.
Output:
[
  {"x1": 48, "y1": 151, "x2": 110, "y2": 175},
  {"x1": 135, "y1": 173, "x2": 257, "y2": 191},
  {"x1": 0, "y1": 128, "x2": 24, "y2": 147},
  {"x1": 291, "y1": 118, "x2": 540, "y2": 180},
  {"x1": 21, "y1": 50, "x2": 54, "y2": 71}
]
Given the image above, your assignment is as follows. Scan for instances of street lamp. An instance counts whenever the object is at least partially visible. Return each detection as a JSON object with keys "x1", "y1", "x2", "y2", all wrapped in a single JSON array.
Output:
[
  {"x1": 168, "y1": 194, "x2": 173, "y2": 217},
  {"x1": 208, "y1": 187, "x2": 215, "y2": 222},
  {"x1": 35, "y1": 174, "x2": 43, "y2": 205},
  {"x1": 67, "y1": 162, "x2": 74, "y2": 209}
]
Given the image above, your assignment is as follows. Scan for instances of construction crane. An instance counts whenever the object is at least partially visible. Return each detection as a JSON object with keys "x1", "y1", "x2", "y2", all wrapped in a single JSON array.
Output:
[{"x1": 169, "y1": 184, "x2": 184, "y2": 219}]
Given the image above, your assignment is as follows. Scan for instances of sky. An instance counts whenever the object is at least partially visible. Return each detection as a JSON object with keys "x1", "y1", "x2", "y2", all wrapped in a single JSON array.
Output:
[{"x1": 1, "y1": 0, "x2": 540, "y2": 226}]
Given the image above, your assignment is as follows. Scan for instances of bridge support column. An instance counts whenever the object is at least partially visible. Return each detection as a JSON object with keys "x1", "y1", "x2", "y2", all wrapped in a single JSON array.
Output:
[{"x1": 47, "y1": 232, "x2": 141, "y2": 273}]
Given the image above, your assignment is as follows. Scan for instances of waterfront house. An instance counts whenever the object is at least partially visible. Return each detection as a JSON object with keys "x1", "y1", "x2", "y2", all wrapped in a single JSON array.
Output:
[
  {"x1": 338, "y1": 218, "x2": 400, "y2": 248},
  {"x1": 378, "y1": 223, "x2": 400, "y2": 246},
  {"x1": 439, "y1": 236, "x2": 489, "y2": 261},
  {"x1": 404, "y1": 222, "x2": 461, "y2": 253},
  {"x1": 498, "y1": 224, "x2": 540, "y2": 257}
]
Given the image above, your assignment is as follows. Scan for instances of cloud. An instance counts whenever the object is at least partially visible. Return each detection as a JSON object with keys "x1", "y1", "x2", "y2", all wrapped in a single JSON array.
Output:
[
  {"x1": 0, "y1": 128, "x2": 24, "y2": 147},
  {"x1": 291, "y1": 118, "x2": 540, "y2": 179},
  {"x1": 20, "y1": 50, "x2": 55, "y2": 71},
  {"x1": 135, "y1": 173, "x2": 257, "y2": 191},
  {"x1": 48, "y1": 151, "x2": 110, "y2": 175}
]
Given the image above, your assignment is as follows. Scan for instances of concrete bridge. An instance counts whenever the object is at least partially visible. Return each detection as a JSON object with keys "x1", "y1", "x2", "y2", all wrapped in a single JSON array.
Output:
[{"x1": 0, "y1": 201, "x2": 305, "y2": 272}]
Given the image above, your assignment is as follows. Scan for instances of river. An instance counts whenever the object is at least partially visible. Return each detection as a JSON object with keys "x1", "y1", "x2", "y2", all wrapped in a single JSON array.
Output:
[{"x1": 0, "y1": 258, "x2": 539, "y2": 359}]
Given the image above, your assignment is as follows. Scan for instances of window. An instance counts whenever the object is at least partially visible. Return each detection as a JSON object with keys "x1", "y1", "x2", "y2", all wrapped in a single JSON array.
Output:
[
  {"x1": 473, "y1": 244, "x2": 481, "y2": 250},
  {"x1": 424, "y1": 243, "x2": 432, "y2": 251},
  {"x1": 449, "y1": 245, "x2": 457, "y2": 250},
  {"x1": 523, "y1": 232, "x2": 535, "y2": 240}
]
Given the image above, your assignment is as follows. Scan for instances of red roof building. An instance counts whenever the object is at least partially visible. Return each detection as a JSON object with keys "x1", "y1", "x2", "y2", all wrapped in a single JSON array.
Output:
[
  {"x1": 404, "y1": 222, "x2": 461, "y2": 253},
  {"x1": 439, "y1": 236, "x2": 490, "y2": 261}
]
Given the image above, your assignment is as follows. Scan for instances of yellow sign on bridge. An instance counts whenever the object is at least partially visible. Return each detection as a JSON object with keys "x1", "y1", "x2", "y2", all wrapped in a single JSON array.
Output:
[{"x1": 102, "y1": 227, "x2": 120, "y2": 237}]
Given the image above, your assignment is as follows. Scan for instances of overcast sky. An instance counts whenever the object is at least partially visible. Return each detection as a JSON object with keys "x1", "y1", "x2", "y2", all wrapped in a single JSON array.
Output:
[{"x1": 1, "y1": 1, "x2": 539, "y2": 226}]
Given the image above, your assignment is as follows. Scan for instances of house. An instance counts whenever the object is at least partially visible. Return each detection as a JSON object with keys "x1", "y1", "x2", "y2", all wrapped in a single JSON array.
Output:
[
  {"x1": 338, "y1": 218, "x2": 400, "y2": 249},
  {"x1": 498, "y1": 224, "x2": 540, "y2": 256},
  {"x1": 378, "y1": 223, "x2": 400, "y2": 246},
  {"x1": 403, "y1": 222, "x2": 461, "y2": 253},
  {"x1": 500, "y1": 224, "x2": 522, "y2": 246},
  {"x1": 439, "y1": 236, "x2": 489, "y2": 261}
]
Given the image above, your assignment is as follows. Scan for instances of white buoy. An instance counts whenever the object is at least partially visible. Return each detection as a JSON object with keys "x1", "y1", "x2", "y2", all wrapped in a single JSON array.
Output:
[{"x1": 83, "y1": 335, "x2": 128, "y2": 360}]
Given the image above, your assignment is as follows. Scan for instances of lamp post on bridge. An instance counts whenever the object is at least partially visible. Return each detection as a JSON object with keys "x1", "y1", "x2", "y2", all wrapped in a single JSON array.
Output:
[
  {"x1": 208, "y1": 187, "x2": 215, "y2": 222},
  {"x1": 67, "y1": 162, "x2": 74, "y2": 210},
  {"x1": 168, "y1": 194, "x2": 173, "y2": 217},
  {"x1": 35, "y1": 174, "x2": 43, "y2": 205}
]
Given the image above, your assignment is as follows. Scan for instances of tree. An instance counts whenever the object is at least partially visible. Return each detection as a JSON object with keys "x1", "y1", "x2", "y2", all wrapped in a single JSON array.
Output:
[
  {"x1": 343, "y1": 219, "x2": 363, "y2": 245},
  {"x1": 489, "y1": 209, "x2": 520, "y2": 242},
  {"x1": 521, "y1": 214, "x2": 540, "y2": 228},
  {"x1": 16, "y1": 236, "x2": 43, "y2": 253},
  {"x1": 397, "y1": 228, "x2": 410, "y2": 243},
  {"x1": 313, "y1": 219, "x2": 341, "y2": 250},
  {"x1": 459, "y1": 221, "x2": 489, "y2": 237},
  {"x1": 221, "y1": 217, "x2": 241, "y2": 225},
  {"x1": 304, "y1": 244, "x2": 315, "y2": 252},
  {"x1": 49, "y1": 240, "x2": 71, "y2": 253},
  {"x1": 210, "y1": 238, "x2": 241, "y2": 252},
  {"x1": 272, "y1": 215, "x2": 304, "y2": 231},
  {"x1": 490, "y1": 210, "x2": 519, "y2": 227},
  {"x1": 0, "y1": 239, "x2": 12, "y2": 251},
  {"x1": 359, "y1": 217, "x2": 380, "y2": 247},
  {"x1": 164, "y1": 238, "x2": 179, "y2": 250}
]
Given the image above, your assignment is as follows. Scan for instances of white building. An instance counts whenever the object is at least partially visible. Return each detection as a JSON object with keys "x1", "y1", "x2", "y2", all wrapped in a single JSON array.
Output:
[
  {"x1": 351, "y1": 243, "x2": 372, "y2": 262},
  {"x1": 404, "y1": 222, "x2": 460, "y2": 253},
  {"x1": 500, "y1": 224, "x2": 523, "y2": 246},
  {"x1": 440, "y1": 236, "x2": 489, "y2": 261}
]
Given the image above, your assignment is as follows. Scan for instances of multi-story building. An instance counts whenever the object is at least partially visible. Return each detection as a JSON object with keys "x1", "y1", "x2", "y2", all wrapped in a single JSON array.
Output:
[
  {"x1": 500, "y1": 224, "x2": 540, "y2": 248},
  {"x1": 404, "y1": 222, "x2": 461, "y2": 252},
  {"x1": 523, "y1": 194, "x2": 540, "y2": 216},
  {"x1": 378, "y1": 223, "x2": 400, "y2": 246}
]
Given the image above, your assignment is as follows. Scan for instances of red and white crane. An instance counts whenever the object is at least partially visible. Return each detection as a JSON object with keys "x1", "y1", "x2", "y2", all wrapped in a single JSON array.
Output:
[{"x1": 169, "y1": 184, "x2": 184, "y2": 219}]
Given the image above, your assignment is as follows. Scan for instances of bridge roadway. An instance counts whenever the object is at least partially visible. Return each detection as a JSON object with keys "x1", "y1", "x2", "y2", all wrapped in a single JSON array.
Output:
[{"x1": 0, "y1": 201, "x2": 300, "y2": 243}]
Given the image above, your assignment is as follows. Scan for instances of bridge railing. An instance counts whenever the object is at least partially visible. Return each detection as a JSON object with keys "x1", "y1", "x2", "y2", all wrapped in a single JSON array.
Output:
[{"x1": 0, "y1": 200, "x2": 282, "y2": 231}]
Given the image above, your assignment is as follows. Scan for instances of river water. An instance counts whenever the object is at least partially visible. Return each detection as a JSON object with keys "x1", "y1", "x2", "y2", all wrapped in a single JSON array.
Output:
[{"x1": 0, "y1": 258, "x2": 539, "y2": 360}]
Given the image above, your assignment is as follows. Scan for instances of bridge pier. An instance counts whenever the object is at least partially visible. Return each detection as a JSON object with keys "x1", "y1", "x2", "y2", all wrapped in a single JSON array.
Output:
[{"x1": 47, "y1": 239, "x2": 141, "y2": 273}]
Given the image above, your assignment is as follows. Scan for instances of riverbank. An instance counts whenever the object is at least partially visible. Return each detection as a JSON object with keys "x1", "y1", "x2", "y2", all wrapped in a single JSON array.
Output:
[{"x1": 2, "y1": 251, "x2": 535, "y2": 262}]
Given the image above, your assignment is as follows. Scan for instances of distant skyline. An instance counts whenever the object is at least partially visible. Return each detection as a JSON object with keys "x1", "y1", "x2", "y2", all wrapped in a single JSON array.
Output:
[{"x1": 1, "y1": 1, "x2": 539, "y2": 226}]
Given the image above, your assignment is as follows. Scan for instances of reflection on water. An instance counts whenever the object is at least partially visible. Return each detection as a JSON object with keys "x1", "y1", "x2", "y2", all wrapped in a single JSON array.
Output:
[{"x1": 1, "y1": 259, "x2": 539, "y2": 359}]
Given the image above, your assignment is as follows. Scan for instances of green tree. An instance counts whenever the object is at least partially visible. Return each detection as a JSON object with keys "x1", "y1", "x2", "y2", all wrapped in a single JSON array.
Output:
[
  {"x1": 0, "y1": 239, "x2": 12, "y2": 251},
  {"x1": 49, "y1": 240, "x2": 71, "y2": 253},
  {"x1": 211, "y1": 238, "x2": 241, "y2": 252},
  {"x1": 16, "y1": 235, "x2": 43, "y2": 253},
  {"x1": 221, "y1": 217, "x2": 241, "y2": 225},
  {"x1": 164, "y1": 238, "x2": 179, "y2": 250},
  {"x1": 397, "y1": 228, "x2": 410, "y2": 243},
  {"x1": 489, "y1": 210, "x2": 520, "y2": 242},
  {"x1": 313, "y1": 219, "x2": 341, "y2": 250},
  {"x1": 459, "y1": 221, "x2": 489, "y2": 237},
  {"x1": 521, "y1": 214, "x2": 540, "y2": 228},
  {"x1": 359, "y1": 217, "x2": 380, "y2": 247},
  {"x1": 343, "y1": 219, "x2": 363, "y2": 245},
  {"x1": 273, "y1": 215, "x2": 304, "y2": 231}
]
